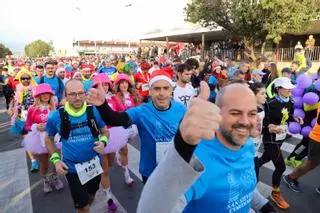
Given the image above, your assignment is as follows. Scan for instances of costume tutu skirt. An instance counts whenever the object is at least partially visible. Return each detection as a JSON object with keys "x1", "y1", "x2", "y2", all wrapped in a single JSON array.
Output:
[
  {"x1": 24, "y1": 132, "x2": 61, "y2": 154},
  {"x1": 10, "y1": 119, "x2": 25, "y2": 135},
  {"x1": 103, "y1": 127, "x2": 129, "y2": 154}
]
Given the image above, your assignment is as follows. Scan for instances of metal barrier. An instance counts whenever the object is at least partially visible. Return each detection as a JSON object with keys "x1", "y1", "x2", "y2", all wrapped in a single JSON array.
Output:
[
  {"x1": 181, "y1": 47, "x2": 320, "y2": 62},
  {"x1": 277, "y1": 47, "x2": 320, "y2": 62}
]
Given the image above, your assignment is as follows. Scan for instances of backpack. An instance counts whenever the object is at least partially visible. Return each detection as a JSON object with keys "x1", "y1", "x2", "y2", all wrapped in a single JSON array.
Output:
[
  {"x1": 59, "y1": 105, "x2": 100, "y2": 139},
  {"x1": 40, "y1": 76, "x2": 63, "y2": 98}
]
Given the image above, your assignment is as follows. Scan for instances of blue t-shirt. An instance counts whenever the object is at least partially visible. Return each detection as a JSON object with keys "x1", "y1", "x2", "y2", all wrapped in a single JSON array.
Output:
[
  {"x1": 184, "y1": 137, "x2": 256, "y2": 213},
  {"x1": 46, "y1": 107, "x2": 105, "y2": 173},
  {"x1": 42, "y1": 76, "x2": 64, "y2": 101},
  {"x1": 34, "y1": 76, "x2": 41, "y2": 84},
  {"x1": 126, "y1": 101, "x2": 186, "y2": 177},
  {"x1": 99, "y1": 67, "x2": 116, "y2": 77},
  {"x1": 82, "y1": 79, "x2": 93, "y2": 92}
]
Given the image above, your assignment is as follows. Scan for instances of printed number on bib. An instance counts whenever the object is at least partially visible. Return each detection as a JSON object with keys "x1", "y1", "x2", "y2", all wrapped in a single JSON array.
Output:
[
  {"x1": 75, "y1": 156, "x2": 103, "y2": 185},
  {"x1": 275, "y1": 125, "x2": 288, "y2": 141},
  {"x1": 142, "y1": 84, "x2": 149, "y2": 91},
  {"x1": 156, "y1": 142, "x2": 171, "y2": 164}
]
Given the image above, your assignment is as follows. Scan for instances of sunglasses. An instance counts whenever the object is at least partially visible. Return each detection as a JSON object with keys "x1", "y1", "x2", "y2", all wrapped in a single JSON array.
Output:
[{"x1": 21, "y1": 77, "x2": 31, "y2": 81}]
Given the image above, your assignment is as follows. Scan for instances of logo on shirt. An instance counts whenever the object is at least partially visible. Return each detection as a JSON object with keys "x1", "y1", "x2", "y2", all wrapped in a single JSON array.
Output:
[{"x1": 178, "y1": 95, "x2": 192, "y2": 106}]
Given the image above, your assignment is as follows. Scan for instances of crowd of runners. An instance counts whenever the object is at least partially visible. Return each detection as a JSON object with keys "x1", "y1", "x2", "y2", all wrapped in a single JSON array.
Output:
[{"x1": 0, "y1": 44, "x2": 320, "y2": 213}]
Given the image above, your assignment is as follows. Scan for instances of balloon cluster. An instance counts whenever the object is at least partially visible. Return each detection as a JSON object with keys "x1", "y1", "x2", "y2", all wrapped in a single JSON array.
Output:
[{"x1": 289, "y1": 74, "x2": 320, "y2": 137}]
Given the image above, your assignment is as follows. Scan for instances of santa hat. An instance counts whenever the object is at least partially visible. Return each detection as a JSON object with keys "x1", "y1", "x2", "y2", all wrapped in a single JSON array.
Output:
[
  {"x1": 149, "y1": 69, "x2": 173, "y2": 87},
  {"x1": 56, "y1": 68, "x2": 65, "y2": 76}
]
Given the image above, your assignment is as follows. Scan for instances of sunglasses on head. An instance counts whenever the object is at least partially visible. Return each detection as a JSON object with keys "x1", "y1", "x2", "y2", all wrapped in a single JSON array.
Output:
[{"x1": 21, "y1": 77, "x2": 31, "y2": 80}]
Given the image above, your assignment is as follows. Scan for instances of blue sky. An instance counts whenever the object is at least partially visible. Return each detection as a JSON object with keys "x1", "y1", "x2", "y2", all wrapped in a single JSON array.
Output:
[{"x1": 1, "y1": 0, "x2": 189, "y2": 54}]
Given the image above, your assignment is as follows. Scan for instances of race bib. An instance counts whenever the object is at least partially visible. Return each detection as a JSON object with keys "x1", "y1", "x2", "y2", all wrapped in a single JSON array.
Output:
[
  {"x1": 142, "y1": 84, "x2": 149, "y2": 92},
  {"x1": 156, "y1": 142, "x2": 171, "y2": 164},
  {"x1": 75, "y1": 156, "x2": 103, "y2": 185},
  {"x1": 20, "y1": 110, "x2": 28, "y2": 121},
  {"x1": 275, "y1": 125, "x2": 288, "y2": 141}
]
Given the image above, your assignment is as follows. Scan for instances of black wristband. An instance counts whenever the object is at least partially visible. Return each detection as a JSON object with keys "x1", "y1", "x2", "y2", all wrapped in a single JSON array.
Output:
[{"x1": 174, "y1": 128, "x2": 197, "y2": 163}]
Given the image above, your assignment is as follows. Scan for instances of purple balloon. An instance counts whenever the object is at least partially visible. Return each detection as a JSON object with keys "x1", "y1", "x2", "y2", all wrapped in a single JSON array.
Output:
[
  {"x1": 311, "y1": 118, "x2": 317, "y2": 127},
  {"x1": 292, "y1": 86, "x2": 304, "y2": 97},
  {"x1": 294, "y1": 108, "x2": 305, "y2": 119},
  {"x1": 289, "y1": 122, "x2": 301, "y2": 134},
  {"x1": 302, "y1": 92, "x2": 319, "y2": 105},
  {"x1": 297, "y1": 74, "x2": 312, "y2": 89},
  {"x1": 301, "y1": 126, "x2": 312, "y2": 137},
  {"x1": 315, "y1": 80, "x2": 320, "y2": 92},
  {"x1": 293, "y1": 97, "x2": 303, "y2": 108}
]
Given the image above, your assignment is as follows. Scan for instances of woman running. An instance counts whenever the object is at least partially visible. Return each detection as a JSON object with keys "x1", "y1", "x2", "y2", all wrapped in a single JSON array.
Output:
[
  {"x1": 92, "y1": 74, "x2": 128, "y2": 212},
  {"x1": 113, "y1": 74, "x2": 140, "y2": 185},
  {"x1": 9, "y1": 70, "x2": 39, "y2": 172},
  {"x1": 255, "y1": 77, "x2": 303, "y2": 210},
  {"x1": 24, "y1": 83, "x2": 64, "y2": 193}
]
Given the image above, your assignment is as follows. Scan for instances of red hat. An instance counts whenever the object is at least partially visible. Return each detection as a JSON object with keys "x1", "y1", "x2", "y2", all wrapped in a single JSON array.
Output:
[
  {"x1": 140, "y1": 62, "x2": 151, "y2": 70},
  {"x1": 80, "y1": 64, "x2": 95, "y2": 73},
  {"x1": 149, "y1": 69, "x2": 173, "y2": 87},
  {"x1": 161, "y1": 67, "x2": 174, "y2": 79}
]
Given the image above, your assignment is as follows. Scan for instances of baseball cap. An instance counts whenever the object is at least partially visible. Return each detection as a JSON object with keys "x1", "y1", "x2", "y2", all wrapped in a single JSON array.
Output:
[
  {"x1": 281, "y1": 67, "x2": 292, "y2": 74},
  {"x1": 274, "y1": 77, "x2": 295, "y2": 89},
  {"x1": 252, "y1": 69, "x2": 266, "y2": 75}
]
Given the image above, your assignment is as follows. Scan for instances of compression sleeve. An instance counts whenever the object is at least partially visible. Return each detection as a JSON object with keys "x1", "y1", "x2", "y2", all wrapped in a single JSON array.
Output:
[
  {"x1": 174, "y1": 128, "x2": 197, "y2": 163},
  {"x1": 96, "y1": 101, "x2": 132, "y2": 127}
]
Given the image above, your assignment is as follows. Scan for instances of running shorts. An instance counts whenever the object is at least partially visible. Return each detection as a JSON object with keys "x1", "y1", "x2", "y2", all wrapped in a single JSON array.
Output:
[
  {"x1": 65, "y1": 173, "x2": 101, "y2": 209},
  {"x1": 307, "y1": 139, "x2": 320, "y2": 164}
]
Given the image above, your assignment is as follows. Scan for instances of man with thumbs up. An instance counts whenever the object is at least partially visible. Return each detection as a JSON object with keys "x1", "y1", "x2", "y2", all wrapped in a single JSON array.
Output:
[
  {"x1": 137, "y1": 83, "x2": 260, "y2": 213},
  {"x1": 87, "y1": 69, "x2": 187, "y2": 184}
]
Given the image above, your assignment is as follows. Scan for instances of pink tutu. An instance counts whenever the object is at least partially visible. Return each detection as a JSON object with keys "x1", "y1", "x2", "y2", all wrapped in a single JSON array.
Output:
[
  {"x1": 24, "y1": 132, "x2": 61, "y2": 154},
  {"x1": 24, "y1": 131, "x2": 48, "y2": 154},
  {"x1": 103, "y1": 127, "x2": 129, "y2": 154}
]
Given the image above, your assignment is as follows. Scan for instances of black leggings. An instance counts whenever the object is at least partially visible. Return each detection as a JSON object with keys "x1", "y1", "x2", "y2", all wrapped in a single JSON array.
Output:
[
  {"x1": 287, "y1": 137, "x2": 309, "y2": 161},
  {"x1": 255, "y1": 143, "x2": 286, "y2": 187}
]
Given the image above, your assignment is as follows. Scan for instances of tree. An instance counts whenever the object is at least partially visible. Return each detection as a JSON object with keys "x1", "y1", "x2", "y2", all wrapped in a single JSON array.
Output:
[
  {"x1": 0, "y1": 43, "x2": 13, "y2": 58},
  {"x1": 24, "y1": 40, "x2": 54, "y2": 57},
  {"x1": 185, "y1": 0, "x2": 320, "y2": 62}
]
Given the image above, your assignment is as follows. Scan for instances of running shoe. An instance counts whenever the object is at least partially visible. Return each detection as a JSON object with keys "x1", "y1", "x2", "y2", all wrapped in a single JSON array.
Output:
[
  {"x1": 290, "y1": 158, "x2": 302, "y2": 168},
  {"x1": 50, "y1": 174, "x2": 64, "y2": 190},
  {"x1": 30, "y1": 161, "x2": 39, "y2": 173},
  {"x1": 107, "y1": 198, "x2": 118, "y2": 212},
  {"x1": 43, "y1": 178, "x2": 53, "y2": 193},
  {"x1": 315, "y1": 186, "x2": 320, "y2": 195},
  {"x1": 260, "y1": 201, "x2": 276, "y2": 213},
  {"x1": 284, "y1": 157, "x2": 292, "y2": 167},
  {"x1": 283, "y1": 175, "x2": 302, "y2": 192},
  {"x1": 270, "y1": 190, "x2": 290, "y2": 210},
  {"x1": 124, "y1": 172, "x2": 134, "y2": 186}
]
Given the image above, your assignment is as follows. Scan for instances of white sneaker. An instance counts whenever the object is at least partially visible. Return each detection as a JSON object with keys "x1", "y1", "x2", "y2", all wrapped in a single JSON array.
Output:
[{"x1": 124, "y1": 172, "x2": 134, "y2": 186}]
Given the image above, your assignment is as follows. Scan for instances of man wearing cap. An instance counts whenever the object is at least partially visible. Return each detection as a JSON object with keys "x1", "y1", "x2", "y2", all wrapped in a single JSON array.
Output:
[
  {"x1": 80, "y1": 64, "x2": 94, "y2": 92},
  {"x1": 233, "y1": 69, "x2": 246, "y2": 81},
  {"x1": 56, "y1": 68, "x2": 68, "y2": 85},
  {"x1": 134, "y1": 61, "x2": 151, "y2": 103},
  {"x1": 251, "y1": 69, "x2": 266, "y2": 83},
  {"x1": 99, "y1": 59, "x2": 117, "y2": 77},
  {"x1": 87, "y1": 69, "x2": 186, "y2": 184}
]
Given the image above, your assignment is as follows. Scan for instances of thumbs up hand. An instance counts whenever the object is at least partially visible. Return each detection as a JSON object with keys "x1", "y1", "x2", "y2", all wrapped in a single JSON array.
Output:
[
  {"x1": 87, "y1": 80, "x2": 106, "y2": 106},
  {"x1": 179, "y1": 81, "x2": 221, "y2": 146}
]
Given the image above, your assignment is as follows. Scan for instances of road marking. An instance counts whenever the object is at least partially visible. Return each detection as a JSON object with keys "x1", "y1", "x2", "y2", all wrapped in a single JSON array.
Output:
[
  {"x1": 0, "y1": 148, "x2": 33, "y2": 213},
  {"x1": 127, "y1": 143, "x2": 142, "y2": 181}
]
